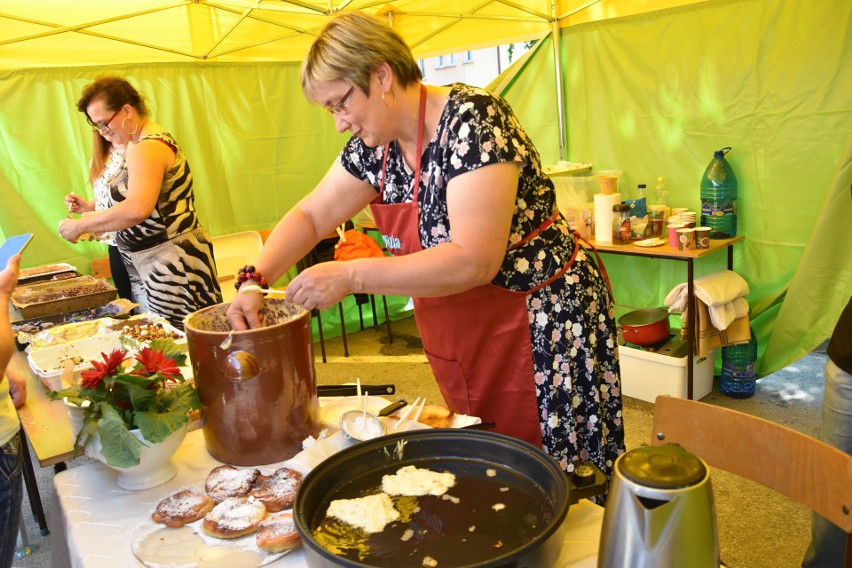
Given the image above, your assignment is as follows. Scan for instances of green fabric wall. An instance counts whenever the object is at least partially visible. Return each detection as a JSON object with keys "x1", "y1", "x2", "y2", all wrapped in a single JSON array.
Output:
[
  {"x1": 1, "y1": 0, "x2": 850, "y2": 370},
  {"x1": 495, "y1": 0, "x2": 852, "y2": 374}
]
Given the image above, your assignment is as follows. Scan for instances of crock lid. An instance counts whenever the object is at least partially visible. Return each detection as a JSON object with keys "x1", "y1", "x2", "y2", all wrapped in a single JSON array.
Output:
[{"x1": 618, "y1": 444, "x2": 707, "y2": 489}]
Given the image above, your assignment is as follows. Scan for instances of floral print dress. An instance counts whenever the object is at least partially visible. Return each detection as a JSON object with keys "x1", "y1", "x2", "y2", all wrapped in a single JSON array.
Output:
[{"x1": 340, "y1": 83, "x2": 625, "y2": 484}]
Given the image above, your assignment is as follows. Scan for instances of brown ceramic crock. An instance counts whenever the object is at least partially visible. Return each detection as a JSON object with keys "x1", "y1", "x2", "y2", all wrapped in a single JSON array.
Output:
[{"x1": 183, "y1": 300, "x2": 320, "y2": 466}]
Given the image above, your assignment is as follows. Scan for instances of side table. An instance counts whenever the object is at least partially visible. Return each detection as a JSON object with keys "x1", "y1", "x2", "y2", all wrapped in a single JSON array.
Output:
[{"x1": 586, "y1": 236, "x2": 745, "y2": 398}]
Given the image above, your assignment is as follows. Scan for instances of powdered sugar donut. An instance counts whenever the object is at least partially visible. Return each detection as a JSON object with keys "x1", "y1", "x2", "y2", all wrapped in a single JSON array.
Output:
[
  {"x1": 249, "y1": 468, "x2": 302, "y2": 512},
  {"x1": 151, "y1": 490, "x2": 213, "y2": 528},
  {"x1": 205, "y1": 464, "x2": 261, "y2": 504},
  {"x1": 202, "y1": 496, "x2": 267, "y2": 539},
  {"x1": 255, "y1": 513, "x2": 301, "y2": 553}
]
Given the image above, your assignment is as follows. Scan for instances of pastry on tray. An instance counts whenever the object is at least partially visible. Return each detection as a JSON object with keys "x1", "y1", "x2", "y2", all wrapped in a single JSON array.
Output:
[
  {"x1": 201, "y1": 496, "x2": 267, "y2": 539},
  {"x1": 205, "y1": 464, "x2": 261, "y2": 503},
  {"x1": 416, "y1": 404, "x2": 455, "y2": 429},
  {"x1": 255, "y1": 513, "x2": 301, "y2": 553},
  {"x1": 150, "y1": 490, "x2": 213, "y2": 528},
  {"x1": 248, "y1": 467, "x2": 302, "y2": 512}
]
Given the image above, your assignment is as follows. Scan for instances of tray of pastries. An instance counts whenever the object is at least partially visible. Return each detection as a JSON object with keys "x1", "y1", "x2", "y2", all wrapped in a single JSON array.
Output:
[{"x1": 11, "y1": 275, "x2": 116, "y2": 318}]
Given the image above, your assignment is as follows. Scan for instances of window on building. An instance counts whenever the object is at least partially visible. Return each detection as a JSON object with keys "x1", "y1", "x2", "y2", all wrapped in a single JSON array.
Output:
[
  {"x1": 462, "y1": 51, "x2": 474, "y2": 64},
  {"x1": 435, "y1": 54, "x2": 456, "y2": 69}
]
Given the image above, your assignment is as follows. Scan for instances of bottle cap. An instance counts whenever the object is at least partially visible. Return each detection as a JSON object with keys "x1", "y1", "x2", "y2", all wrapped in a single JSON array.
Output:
[{"x1": 638, "y1": 184, "x2": 646, "y2": 188}]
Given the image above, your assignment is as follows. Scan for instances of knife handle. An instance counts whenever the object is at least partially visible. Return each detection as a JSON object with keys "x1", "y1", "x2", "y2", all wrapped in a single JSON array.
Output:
[{"x1": 378, "y1": 399, "x2": 408, "y2": 416}]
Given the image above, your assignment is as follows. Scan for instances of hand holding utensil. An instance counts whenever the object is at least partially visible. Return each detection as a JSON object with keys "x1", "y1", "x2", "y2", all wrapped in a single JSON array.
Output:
[{"x1": 238, "y1": 284, "x2": 287, "y2": 297}]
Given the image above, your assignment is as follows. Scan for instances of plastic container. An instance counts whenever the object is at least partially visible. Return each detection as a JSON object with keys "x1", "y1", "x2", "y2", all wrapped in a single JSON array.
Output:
[
  {"x1": 699, "y1": 147, "x2": 738, "y2": 239},
  {"x1": 613, "y1": 203, "x2": 632, "y2": 244},
  {"x1": 720, "y1": 327, "x2": 757, "y2": 398},
  {"x1": 619, "y1": 344, "x2": 715, "y2": 403}
]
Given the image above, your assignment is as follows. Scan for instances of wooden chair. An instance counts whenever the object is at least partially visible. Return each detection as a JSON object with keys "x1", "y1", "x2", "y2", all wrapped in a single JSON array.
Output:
[
  {"x1": 91, "y1": 257, "x2": 111, "y2": 280},
  {"x1": 651, "y1": 395, "x2": 852, "y2": 567}
]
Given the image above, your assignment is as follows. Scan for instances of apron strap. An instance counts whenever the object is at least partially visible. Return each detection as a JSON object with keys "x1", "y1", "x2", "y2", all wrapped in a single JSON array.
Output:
[
  {"x1": 508, "y1": 209, "x2": 560, "y2": 251},
  {"x1": 379, "y1": 84, "x2": 428, "y2": 202},
  {"x1": 575, "y1": 231, "x2": 615, "y2": 300}
]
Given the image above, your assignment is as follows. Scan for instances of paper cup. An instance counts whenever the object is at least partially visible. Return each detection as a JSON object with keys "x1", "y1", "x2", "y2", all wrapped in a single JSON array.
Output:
[
  {"x1": 694, "y1": 226, "x2": 711, "y2": 249},
  {"x1": 667, "y1": 223, "x2": 686, "y2": 247},
  {"x1": 598, "y1": 175, "x2": 618, "y2": 195},
  {"x1": 677, "y1": 228, "x2": 695, "y2": 250}
]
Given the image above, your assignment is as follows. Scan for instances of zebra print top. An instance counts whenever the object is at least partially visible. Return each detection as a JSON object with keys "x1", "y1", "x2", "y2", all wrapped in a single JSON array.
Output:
[{"x1": 106, "y1": 132, "x2": 200, "y2": 253}]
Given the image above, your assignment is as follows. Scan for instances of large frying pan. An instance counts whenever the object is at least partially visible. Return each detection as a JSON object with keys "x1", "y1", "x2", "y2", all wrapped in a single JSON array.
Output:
[{"x1": 294, "y1": 429, "x2": 570, "y2": 567}]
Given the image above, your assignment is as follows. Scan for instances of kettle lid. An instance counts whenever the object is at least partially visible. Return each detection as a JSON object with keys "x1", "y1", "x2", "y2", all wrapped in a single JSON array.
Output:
[{"x1": 618, "y1": 444, "x2": 707, "y2": 489}]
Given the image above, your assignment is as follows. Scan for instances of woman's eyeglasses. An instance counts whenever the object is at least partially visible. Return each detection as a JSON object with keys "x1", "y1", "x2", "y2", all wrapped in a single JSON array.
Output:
[
  {"x1": 325, "y1": 86, "x2": 354, "y2": 116},
  {"x1": 87, "y1": 107, "x2": 122, "y2": 133}
]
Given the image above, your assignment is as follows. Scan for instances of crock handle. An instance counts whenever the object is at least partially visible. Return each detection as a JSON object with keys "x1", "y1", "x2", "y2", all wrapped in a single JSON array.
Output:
[{"x1": 222, "y1": 350, "x2": 260, "y2": 382}]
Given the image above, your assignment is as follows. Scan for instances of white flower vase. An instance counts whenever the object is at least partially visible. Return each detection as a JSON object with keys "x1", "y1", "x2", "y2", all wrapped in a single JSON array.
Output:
[
  {"x1": 85, "y1": 424, "x2": 188, "y2": 490},
  {"x1": 63, "y1": 398, "x2": 88, "y2": 443}
]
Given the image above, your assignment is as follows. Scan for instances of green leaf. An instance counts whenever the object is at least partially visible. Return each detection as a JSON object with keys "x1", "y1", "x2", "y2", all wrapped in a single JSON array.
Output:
[
  {"x1": 97, "y1": 405, "x2": 144, "y2": 467},
  {"x1": 148, "y1": 339, "x2": 188, "y2": 366},
  {"x1": 135, "y1": 408, "x2": 188, "y2": 444}
]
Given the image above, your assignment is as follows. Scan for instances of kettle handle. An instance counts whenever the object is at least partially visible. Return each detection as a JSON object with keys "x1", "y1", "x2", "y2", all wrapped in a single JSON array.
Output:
[{"x1": 221, "y1": 350, "x2": 260, "y2": 382}]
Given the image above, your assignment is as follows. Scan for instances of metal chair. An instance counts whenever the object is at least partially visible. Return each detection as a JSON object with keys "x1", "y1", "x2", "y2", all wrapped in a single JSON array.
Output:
[{"x1": 651, "y1": 395, "x2": 852, "y2": 567}]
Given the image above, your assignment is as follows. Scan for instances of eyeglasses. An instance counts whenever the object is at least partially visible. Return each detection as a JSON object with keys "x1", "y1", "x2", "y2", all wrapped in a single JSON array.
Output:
[
  {"x1": 87, "y1": 107, "x2": 122, "y2": 133},
  {"x1": 325, "y1": 86, "x2": 355, "y2": 116}
]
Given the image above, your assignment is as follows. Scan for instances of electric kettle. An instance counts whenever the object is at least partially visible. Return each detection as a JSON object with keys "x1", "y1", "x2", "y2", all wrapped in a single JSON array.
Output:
[{"x1": 598, "y1": 443, "x2": 719, "y2": 567}]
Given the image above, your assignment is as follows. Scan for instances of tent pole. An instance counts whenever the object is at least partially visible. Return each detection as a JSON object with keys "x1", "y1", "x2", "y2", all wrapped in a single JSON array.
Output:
[{"x1": 550, "y1": 2, "x2": 567, "y2": 161}]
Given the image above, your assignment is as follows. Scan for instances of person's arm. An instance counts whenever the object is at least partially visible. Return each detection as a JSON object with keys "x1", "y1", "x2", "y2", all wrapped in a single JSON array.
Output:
[
  {"x1": 64, "y1": 192, "x2": 95, "y2": 214},
  {"x1": 58, "y1": 139, "x2": 170, "y2": 242},
  {"x1": 226, "y1": 160, "x2": 377, "y2": 329},
  {"x1": 284, "y1": 160, "x2": 519, "y2": 310},
  {"x1": 0, "y1": 255, "x2": 20, "y2": 386}
]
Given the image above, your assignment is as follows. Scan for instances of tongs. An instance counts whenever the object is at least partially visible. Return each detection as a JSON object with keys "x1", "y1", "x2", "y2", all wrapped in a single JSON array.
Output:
[{"x1": 317, "y1": 384, "x2": 395, "y2": 397}]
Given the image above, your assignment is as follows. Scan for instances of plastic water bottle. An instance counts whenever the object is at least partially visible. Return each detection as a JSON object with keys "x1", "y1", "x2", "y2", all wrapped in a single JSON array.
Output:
[
  {"x1": 720, "y1": 327, "x2": 757, "y2": 398},
  {"x1": 699, "y1": 147, "x2": 738, "y2": 238}
]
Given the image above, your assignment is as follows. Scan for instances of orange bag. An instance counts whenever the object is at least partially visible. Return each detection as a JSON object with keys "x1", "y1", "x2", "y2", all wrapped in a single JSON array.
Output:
[{"x1": 334, "y1": 229, "x2": 386, "y2": 261}]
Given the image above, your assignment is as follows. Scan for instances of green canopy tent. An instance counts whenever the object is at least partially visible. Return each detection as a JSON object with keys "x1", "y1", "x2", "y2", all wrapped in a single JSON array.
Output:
[{"x1": 1, "y1": 0, "x2": 850, "y2": 374}]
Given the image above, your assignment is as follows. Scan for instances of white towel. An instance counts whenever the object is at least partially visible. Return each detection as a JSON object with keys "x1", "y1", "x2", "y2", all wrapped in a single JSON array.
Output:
[
  {"x1": 665, "y1": 270, "x2": 750, "y2": 312},
  {"x1": 664, "y1": 270, "x2": 750, "y2": 330}
]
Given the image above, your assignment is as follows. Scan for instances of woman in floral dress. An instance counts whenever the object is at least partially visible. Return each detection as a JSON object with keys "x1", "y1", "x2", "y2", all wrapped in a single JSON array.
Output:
[{"x1": 228, "y1": 11, "x2": 625, "y2": 492}]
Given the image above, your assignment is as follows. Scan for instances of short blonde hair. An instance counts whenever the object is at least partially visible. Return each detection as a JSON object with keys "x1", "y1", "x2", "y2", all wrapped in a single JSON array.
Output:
[{"x1": 301, "y1": 11, "x2": 422, "y2": 104}]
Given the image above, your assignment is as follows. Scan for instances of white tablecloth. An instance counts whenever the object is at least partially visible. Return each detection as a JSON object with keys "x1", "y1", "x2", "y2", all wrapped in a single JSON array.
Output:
[{"x1": 52, "y1": 430, "x2": 602, "y2": 567}]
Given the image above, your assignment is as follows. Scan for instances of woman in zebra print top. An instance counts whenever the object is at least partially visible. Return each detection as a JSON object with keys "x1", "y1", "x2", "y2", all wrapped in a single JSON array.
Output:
[{"x1": 59, "y1": 77, "x2": 222, "y2": 328}]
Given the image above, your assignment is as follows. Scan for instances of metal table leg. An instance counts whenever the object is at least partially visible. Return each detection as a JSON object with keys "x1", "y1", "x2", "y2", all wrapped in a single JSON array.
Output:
[{"x1": 18, "y1": 428, "x2": 49, "y2": 536}]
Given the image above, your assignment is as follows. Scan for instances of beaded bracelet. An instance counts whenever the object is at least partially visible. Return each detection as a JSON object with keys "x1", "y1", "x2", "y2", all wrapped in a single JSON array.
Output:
[{"x1": 235, "y1": 265, "x2": 269, "y2": 291}]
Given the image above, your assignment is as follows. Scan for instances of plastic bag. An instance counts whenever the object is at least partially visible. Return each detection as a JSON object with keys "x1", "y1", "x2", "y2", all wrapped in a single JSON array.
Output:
[{"x1": 334, "y1": 229, "x2": 386, "y2": 261}]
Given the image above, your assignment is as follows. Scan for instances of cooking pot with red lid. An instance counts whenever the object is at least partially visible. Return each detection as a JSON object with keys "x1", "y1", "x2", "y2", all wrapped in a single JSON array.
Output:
[{"x1": 618, "y1": 308, "x2": 671, "y2": 346}]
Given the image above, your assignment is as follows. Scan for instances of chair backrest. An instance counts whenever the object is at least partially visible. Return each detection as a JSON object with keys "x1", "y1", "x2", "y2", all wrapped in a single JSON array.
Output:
[
  {"x1": 91, "y1": 257, "x2": 111, "y2": 280},
  {"x1": 651, "y1": 395, "x2": 852, "y2": 566},
  {"x1": 210, "y1": 231, "x2": 264, "y2": 303}
]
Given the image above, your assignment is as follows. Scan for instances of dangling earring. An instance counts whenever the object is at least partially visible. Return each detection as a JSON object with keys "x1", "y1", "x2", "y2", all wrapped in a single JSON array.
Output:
[
  {"x1": 381, "y1": 90, "x2": 397, "y2": 109},
  {"x1": 122, "y1": 116, "x2": 139, "y2": 135}
]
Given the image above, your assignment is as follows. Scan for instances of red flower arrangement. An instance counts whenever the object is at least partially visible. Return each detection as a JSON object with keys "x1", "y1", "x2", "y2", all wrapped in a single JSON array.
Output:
[{"x1": 51, "y1": 342, "x2": 200, "y2": 468}]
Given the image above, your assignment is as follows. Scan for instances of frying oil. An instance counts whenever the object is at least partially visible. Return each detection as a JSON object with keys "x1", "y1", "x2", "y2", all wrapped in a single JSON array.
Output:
[{"x1": 312, "y1": 462, "x2": 552, "y2": 566}]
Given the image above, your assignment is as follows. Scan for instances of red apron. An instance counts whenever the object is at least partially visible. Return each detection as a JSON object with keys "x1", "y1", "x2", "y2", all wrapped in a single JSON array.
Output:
[{"x1": 369, "y1": 85, "x2": 578, "y2": 448}]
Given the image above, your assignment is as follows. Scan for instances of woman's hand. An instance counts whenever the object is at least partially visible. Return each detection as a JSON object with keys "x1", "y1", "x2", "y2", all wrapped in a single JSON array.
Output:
[
  {"x1": 226, "y1": 287, "x2": 266, "y2": 330},
  {"x1": 58, "y1": 218, "x2": 85, "y2": 244},
  {"x1": 286, "y1": 262, "x2": 352, "y2": 311},
  {"x1": 64, "y1": 192, "x2": 94, "y2": 214}
]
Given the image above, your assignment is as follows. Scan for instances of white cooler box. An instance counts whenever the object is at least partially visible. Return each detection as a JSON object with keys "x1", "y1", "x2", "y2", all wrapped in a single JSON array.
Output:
[{"x1": 619, "y1": 344, "x2": 715, "y2": 403}]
